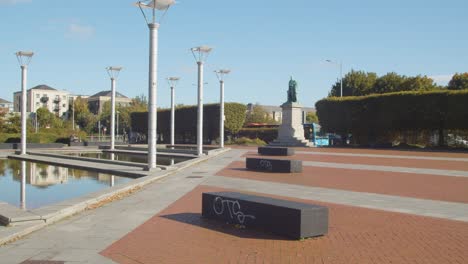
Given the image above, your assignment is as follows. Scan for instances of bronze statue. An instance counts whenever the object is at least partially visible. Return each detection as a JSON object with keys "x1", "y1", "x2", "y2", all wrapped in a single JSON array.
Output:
[{"x1": 287, "y1": 77, "x2": 298, "y2": 103}]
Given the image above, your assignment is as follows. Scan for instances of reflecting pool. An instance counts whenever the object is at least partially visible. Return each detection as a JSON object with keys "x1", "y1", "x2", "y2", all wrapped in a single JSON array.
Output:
[
  {"x1": 0, "y1": 159, "x2": 132, "y2": 210},
  {"x1": 64, "y1": 152, "x2": 191, "y2": 165}
]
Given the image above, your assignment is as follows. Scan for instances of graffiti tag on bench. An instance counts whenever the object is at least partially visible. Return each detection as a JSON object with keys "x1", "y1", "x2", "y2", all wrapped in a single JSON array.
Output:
[
  {"x1": 213, "y1": 196, "x2": 256, "y2": 224},
  {"x1": 259, "y1": 160, "x2": 273, "y2": 171}
]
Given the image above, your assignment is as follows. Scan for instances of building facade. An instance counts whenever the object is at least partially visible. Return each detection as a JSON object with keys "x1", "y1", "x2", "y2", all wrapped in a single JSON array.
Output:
[
  {"x1": 13, "y1": 85, "x2": 70, "y2": 117},
  {"x1": 0, "y1": 98, "x2": 13, "y2": 113},
  {"x1": 246, "y1": 103, "x2": 316, "y2": 123},
  {"x1": 87, "y1": 90, "x2": 132, "y2": 114}
]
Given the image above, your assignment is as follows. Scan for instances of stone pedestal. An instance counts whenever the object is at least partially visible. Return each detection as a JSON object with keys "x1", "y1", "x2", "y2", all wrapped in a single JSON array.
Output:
[{"x1": 269, "y1": 102, "x2": 312, "y2": 147}]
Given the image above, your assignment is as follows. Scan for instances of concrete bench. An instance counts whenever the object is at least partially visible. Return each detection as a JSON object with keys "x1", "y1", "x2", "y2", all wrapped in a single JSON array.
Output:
[
  {"x1": 246, "y1": 158, "x2": 302, "y2": 173},
  {"x1": 202, "y1": 192, "x2": 328, "y2": 239},
  {"x1": 258, "y1": 147, "x2": 294, "y2": 156}
]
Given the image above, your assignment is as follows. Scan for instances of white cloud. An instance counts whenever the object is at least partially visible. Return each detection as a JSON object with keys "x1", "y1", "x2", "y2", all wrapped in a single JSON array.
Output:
[
  {"x1": 429, "y1": 74, "x2": 454, "y2": 85},
  {"x1": 0, "y1": 0, "x2": 31, "y2": 5},
  {"x1": 65, "y1": 23, "x2": 95, "y2": 40}
]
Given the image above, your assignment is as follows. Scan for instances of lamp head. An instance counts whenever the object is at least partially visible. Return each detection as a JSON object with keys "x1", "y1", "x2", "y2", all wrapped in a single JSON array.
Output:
[
  {"x1": 15, "y1": 51, "x2": 34, "y2": 67},
  {"x1": 167, "y1": 77, "x2": 180, "y2": 87},
  {"x1": 134, "y1": 0, "x2": 175, "y2": 24},
  {"x1": 191, "y1": 45, "x2": 213, "y2": 63},
  {"x1": 215, "y1": 69, "x2": 231, "y2": 81},
  {"x1": 106, "y1": 66, "x2": 123, "y2": 79}
]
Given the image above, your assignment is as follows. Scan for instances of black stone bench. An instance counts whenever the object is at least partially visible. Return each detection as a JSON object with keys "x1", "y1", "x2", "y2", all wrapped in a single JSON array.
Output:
[
  {"x1": 246, "y1": 158, "x2": 302, "y2": 173},
  {"x1": 202, "y1": 192, "x2": 328, "y2": 239},
  {"x1": 258, "y1": 147, "x2": 295, "y2": 156}
]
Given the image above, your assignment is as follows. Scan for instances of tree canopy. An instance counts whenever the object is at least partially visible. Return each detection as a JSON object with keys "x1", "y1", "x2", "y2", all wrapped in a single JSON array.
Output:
[
  {"x1": 448, "y1": 73, "x2": 468, "y2": 90},
  {"x1": 329, "y1": 71, "x2": 439, "y2": 97}
]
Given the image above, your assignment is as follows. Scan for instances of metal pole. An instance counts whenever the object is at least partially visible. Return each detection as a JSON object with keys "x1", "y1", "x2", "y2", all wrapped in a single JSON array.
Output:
[
  {"x1": 117, "y1": 111, "x2": 119, "y2": 141},
  {"x1": 35, "y1": 112, "x2": 38, "y2": 133},
  {"x1": 20, "y1": 160, "x2": 26, "y2": 210},
  {"x1": 197, "y1": 61, "x2": 204, "y2": 156},
  {"x1": 219, "y1": 80, "x2": 225, "y2": 148},
  {"x1": 170, "y1": 85, "x2": 175, "y2": 146},
  {"x1": 72, "y1": 97, "x2": 75, "y2": 130},
  {"x1": 147, "y1": 23, "x2": 159, "y2": 170},
  {"x1": 110, "y1": 77, "x2": 116, "y2": 150},
  {"x1": 340, "y1": 62, "x2": 343, "y2": 97},
  {"x1": 20, "y1": 65, "x2": 27, "y2": 155},
  {"x1": 98, "y1": 120, "x2": 101, "y2": 141}
]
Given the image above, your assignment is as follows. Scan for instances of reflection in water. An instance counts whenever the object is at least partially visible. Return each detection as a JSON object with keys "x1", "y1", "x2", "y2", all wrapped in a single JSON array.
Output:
[
  {"x1": 65, "y1": 152, "x2": 190, "y2": 165},
  {"x1": 20, "y1": 160, "x2": 26, "y2": 210},
  {"x1": 0, "y1": 159, "x2": 133, "y2": 210}
]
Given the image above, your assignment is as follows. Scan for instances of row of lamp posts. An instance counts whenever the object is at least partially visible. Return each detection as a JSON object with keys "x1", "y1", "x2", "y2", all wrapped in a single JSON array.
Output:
[{"x1": 15, "y1": 1, "x2": 231, "y2": 172}]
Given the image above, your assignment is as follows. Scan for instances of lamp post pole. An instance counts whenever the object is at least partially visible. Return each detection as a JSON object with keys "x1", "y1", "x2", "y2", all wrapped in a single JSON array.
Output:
[
  {"x1": 191, "y1": 46, "x2": 212, "y2": 156},
  {"x1": 167, "y1": 77, "x2": 180, "y2": 147},
  {"x1": 106, "y1": 67, "x2": 122, "y2": 151},
  {"x1": 326, "y1": 59, "x2": 343, "y2": 97},
  {"x1": 135, "y1": 0, "x2": 175, "y2": 169},
  {"x1": 72, "y1": 97, "x2": 75, "y2": 131},
  {"x1": 215, "y1": 69, "x2": 231, "y2": 149},
  {"x1": 340, "y1": 61, "x2": 343, "y2": 98},
  {"x1": 16, "y1": 51, "x2": 34, "y2": 155}
]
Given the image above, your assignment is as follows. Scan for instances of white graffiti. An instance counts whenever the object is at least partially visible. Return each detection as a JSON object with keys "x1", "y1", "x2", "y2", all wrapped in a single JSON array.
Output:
[
  {"x1": 213, "y1": 196, "x2": 256, "y2": 224},
  {"x1": 259, "y1": 160, "x2": 273, "y2": 171}
]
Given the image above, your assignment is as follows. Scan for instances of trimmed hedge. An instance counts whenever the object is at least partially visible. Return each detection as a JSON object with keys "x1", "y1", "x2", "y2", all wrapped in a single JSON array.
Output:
[
  {"x1": 237, "y1": 128, "x2": 278, "y2": 143},
  {"x1": 315, "y1": 90, "x2": 468, "y2": 145},
  {"x1": 131, "y1": 103, "x2": 246, "y2": 144}
]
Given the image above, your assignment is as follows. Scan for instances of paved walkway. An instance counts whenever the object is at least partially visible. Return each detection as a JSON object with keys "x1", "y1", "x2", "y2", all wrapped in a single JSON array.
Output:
[{"x1": 0, "y1": 147, "x2": 467, "y2": 263}]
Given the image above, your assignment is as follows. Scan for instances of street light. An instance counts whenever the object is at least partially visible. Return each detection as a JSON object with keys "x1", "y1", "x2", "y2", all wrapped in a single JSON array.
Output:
[
  {"x1": 106, "y1": 66, "x2": 123, "y2": 151},
  {"x1": 16, "y1": 51, "x2": 34, "y2": 155},
  {"x1": 191, "y1": 46, "x2": 212, "y2": 156},
  {"x1": 326, "y1": 59, "x2": 343, "y2": 97},
  {"x1": 135, "y1": 0, "x2": 175, "y2": 170},
  {"x1": 214, "y1": 69, "x2": 231, "y2": 149},
  {"x1": 167, "y1": 77, "x2": 180, "y2": 147}
]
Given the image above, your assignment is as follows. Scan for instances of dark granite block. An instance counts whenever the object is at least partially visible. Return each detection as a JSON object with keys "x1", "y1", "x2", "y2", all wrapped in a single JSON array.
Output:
[
  {"x1": 202, "y1": 192, "x2": 328, "y2": 239},
  {"x1": 258, "y1": 147, "x2": 295, "y2": 156},
  {"x1": 246, "y1": 158, "x2": 302, "y2": 173}
]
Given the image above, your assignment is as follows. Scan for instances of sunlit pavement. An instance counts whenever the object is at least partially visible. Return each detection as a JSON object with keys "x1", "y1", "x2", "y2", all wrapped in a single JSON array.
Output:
[{"x1": 1, "y1": 147, "x2": 468, "y2": 263}]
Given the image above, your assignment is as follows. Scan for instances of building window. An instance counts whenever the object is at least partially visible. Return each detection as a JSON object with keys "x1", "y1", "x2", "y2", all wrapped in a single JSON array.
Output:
[{"x1": 36, "y1": 94, "x2": 40, "y2": 98}]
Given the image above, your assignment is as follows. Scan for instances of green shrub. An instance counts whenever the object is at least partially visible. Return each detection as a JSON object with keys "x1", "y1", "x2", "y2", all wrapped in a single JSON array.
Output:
[
  {"x1": 230, "y1": 137, "x2": 266, "y2": 146},
  {"x1": 237, "y1": 128, "x2": 278, "y2": 143},
  {"x1": 316, "y1": 90, "x2": 468, "y2": 146},
  {"x1": 131, "y1": 103, "x2": 246, "y2": 144}
]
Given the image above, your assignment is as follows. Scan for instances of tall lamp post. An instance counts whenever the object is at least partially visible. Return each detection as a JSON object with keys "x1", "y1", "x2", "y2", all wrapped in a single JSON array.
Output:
[
  {"x1": 106, "y1": 66, "x2": 123, "y2": 151},
  {"x1": 167, "y1": 77, "x2": 180, "y2": 147},
  {"x1": 135, "y1": 0, "x2": 175, "y2": 170},
  {"x1": 191, "y1": 46, "x2": 212, "y2": 156},
  {"x1": 326, "y1": 60, "x2": 343, "y2": 97},
  {"x1": 16, "y1": 51, "x2": 34, "y2": 155},
  {"x1": 214, "y1": 69, "x2": 230, "y2": 149}
]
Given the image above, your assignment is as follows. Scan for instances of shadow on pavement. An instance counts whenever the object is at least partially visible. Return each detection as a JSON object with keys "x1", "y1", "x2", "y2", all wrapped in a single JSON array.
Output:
[{"x1": 160, "y1": 212, "x2": 293, "y2": 241}]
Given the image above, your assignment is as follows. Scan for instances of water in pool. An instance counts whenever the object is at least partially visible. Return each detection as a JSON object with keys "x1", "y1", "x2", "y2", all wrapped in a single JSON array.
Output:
[
  {"x1": 0, "y1": 159, "x2": 132, "y2": 210},
  {"x1": 67, "y1": 152, "x2": 191, "y2": 165}
]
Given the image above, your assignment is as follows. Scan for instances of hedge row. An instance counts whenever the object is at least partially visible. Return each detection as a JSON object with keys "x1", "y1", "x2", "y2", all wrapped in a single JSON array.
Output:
[
  {"x1": 237, "y1": 128, "x2": 278, "y2": 143},
  {"x1": 315, "y1": 90, "x2": 468, "y2": 145},
  {"x1": 131, "y1": 103, "x2": 246, "y2": 144}
]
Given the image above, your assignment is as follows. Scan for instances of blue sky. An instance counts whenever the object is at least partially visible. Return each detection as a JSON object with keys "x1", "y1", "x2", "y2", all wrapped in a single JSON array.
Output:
[{"x1": 1, "y1": 0, "x2": 467, "y2": 108}]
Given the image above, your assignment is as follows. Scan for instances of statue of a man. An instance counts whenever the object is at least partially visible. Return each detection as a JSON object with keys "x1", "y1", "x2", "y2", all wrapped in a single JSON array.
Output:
[{"x1": 287, "y1": 77, "x2": 298, "y2": 103}]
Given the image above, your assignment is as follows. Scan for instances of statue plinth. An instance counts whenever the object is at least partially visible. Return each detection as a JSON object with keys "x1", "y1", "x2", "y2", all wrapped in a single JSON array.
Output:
[{"x1": 269, "y1": 102, "x2": 312, "y2": 148}]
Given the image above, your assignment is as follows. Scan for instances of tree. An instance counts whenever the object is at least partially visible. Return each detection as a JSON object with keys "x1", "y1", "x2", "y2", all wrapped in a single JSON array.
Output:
[
  {"x1": 448, "y1": 73, "x2": 468, "y2": 90},
  {"x1": 400, "y1": 75, "x2": 438, "y2": 91},
  {"x1": 36, "y1": 107, "x2": 56, "y2": 128},
  {"x1": 374, "y1": 72, "x2": 407, "y2": 94},
  {"x1": 306, "y1": 112, "x2": 318, "y2": 123},
  {"x1": 224, "y1": 103, "x2": 246, "y2": 135},
  {"x1": 245, "y1": 104, "x2": 275, "y2": 124},
  {"x1": 329, "y1": 70, "x2": 378, "y2": 97},
  {"x1": 4, "y1": 114, "x2": 20, "y2": 133},
  {"x1": 0, "y1": 109, "x2": 6, "y2": 132},
  {"x1": 74, "y1": 97, "x2": 96, "y2": 133}
]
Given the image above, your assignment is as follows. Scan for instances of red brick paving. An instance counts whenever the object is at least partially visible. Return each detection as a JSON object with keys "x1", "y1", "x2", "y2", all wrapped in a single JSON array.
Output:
[
  {"x1": 244, "y1": 152, "x2": 468, "y2": 171},
  {"x1": 216, "y1": 161, "x2": 468, "y2": 203},
  {"x1": 101, "y1": 186, "x2": 468, "y2": 264}
]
